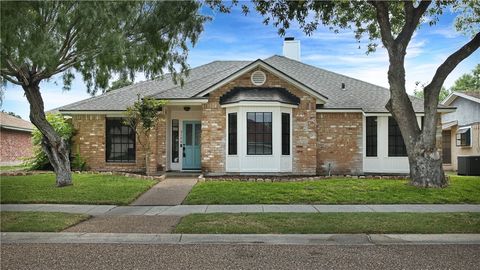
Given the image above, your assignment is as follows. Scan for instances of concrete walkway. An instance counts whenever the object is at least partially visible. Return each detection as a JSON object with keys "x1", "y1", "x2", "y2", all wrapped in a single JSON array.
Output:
[
  {"x1": 130, "y1": 178, "x2": 197, "y2": 206},
  {"x1": 2, "y1": 204, "x2": 480, "y2": 216},
  {"x1": 2, "y1": 232, "x2": 480, "y2": 245}
]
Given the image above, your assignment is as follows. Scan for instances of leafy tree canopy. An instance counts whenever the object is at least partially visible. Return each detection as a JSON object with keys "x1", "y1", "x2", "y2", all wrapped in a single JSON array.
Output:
[
  {"x1": 107, "y1": 78, "x2": 133, "y2": 92},
  {"x1": 413, "y1": 85, "x2": 451, "y2": 102},
  {"x1": 450, "y1": 64, "x2": 480, "y2": 93},
  {"x1": 1, "y1": 1, "x2": 209, "y2": 94},
  {"x1": 209, "y1": 0, "x2": 478, "y2": 53},
  {"x1": 24, "y1": 113, "x2": 75, "y2": 170}
]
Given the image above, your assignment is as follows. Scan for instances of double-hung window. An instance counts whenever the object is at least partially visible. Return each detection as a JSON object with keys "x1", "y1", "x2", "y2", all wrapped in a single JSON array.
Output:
[
  {"x1": 247, "y1": 112, "x2": 272, "y2": 155},
  {"x1": 388, "y1": 117, "x2": 407, "y2": 157},
  {"x1": 228, "y1": 113, "x2": 237, "y2": 155},
  {"x1": 456, "y1": 127, "x2": 471, "y2": 147},
  {"x1": 281, "y1": 113, "x2": 290, "y2": 155},
  {"x1": 106, "y1": 118, "x2": 136, "y2": 163},
  {"x1": 366, "y1": 116, "x2": 377, "y2": 157}
]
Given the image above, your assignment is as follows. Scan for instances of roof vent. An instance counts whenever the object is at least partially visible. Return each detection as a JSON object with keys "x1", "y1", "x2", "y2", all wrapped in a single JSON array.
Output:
[
  {"x1": 341, "y1": 83, "x2": 346, "y2": 90},
  {"x1": 251, "y1": 70, "x2": 266, "y2": 86}
]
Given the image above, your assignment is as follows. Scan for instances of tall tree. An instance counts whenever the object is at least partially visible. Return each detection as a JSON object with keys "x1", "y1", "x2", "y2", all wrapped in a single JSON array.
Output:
[
  {"x1": 0, "y1": 1, "x2": 208, "y2": 186},
  {"x1": 124, "y1": 96, "x2": 166, "y2": 175},
  {"x1": 413, "y1": 84, "x2": 451, "y2": 102},
  {"x1": 107, "y1": 77, "x2": 133, "y2": 92},
  {"x1": 215, "y1": 0, "x2": 479, "y2": 187},
  {"x1": 450, "y1": 64, "x2": 480, "y2": 93}
]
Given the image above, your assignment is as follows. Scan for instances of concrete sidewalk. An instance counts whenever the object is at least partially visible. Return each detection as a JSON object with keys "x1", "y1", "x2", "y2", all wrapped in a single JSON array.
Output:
[
  {"x1": 2, "y1": 204, "x2": 480, "y2": 216},
  {"x1": 2, "y1": 232, "x2": 480, "y2": 245},
  {"x1": 130, "y1": 178, "x2": 197, "y2": 206}
]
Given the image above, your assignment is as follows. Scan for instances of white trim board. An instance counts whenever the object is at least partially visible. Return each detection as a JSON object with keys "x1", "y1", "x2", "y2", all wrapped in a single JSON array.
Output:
[{"x1": 442, "y1": 91, "x2": 480, "y2": 106}]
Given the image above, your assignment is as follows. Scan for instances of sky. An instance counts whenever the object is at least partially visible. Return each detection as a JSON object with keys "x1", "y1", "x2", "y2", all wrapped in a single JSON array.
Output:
[{"x1": 2, "y1": 4, "x2": 479, "y2": 120}]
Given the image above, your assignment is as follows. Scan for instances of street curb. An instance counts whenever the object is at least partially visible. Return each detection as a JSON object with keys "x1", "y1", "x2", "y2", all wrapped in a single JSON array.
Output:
[{"x1": 2, "y1": 233, "x2": 480, "y2": 245}]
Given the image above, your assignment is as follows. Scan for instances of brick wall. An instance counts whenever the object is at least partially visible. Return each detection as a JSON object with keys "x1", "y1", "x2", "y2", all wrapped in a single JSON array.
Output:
[
  {"x1": 316, "y1": 113, "x2": 363, "y2": 175},
  {"x1": 201, "y1": 67, "x2": 317, "y2": 174},
  {"x1": 0, "y1": 128, "x2": 33, "y2": 164},
  {"x1": 71, "y1": 114, "x2": 166, "y2": 173}
]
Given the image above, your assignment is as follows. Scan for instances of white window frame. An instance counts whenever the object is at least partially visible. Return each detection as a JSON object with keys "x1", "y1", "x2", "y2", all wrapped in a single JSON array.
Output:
[
  {"x1": 224, "y1": 103, "x2": 294, "y2": 173},
  {"x1": 456, "y1": 126, "x2": 472, "y2": 147}
]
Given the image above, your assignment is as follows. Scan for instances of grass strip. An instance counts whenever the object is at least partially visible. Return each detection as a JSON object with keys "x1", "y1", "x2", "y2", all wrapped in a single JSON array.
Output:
[
  {"x1": 1, "y1": 211, "x2": 90, "y2": 232},
  {"x1": 175, "y1": 212, "x2": 480, "y2": 234}
]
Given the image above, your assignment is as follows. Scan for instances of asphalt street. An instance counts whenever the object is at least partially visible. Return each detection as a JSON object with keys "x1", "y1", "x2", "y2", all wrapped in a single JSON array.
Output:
[{"x1": 2, "y1": 243, "x2": 479, "y2": 270}]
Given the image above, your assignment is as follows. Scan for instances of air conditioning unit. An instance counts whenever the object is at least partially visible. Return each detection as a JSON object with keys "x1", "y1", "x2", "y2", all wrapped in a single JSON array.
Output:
[{"x1": 457, "y1": 156, "x2": 480, "y2": 176}]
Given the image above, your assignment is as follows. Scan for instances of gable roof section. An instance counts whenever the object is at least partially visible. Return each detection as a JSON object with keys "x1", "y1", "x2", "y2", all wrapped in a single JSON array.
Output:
[
  {"x1": 58, "y1": 60, "x2": 250, "y2": 111},
  {"x1": 192, "y1": 58, "x2": 328, "y2": 103},
  {"x1": 442, "y1": 91, "x2": 480, "y2": 106},
  {"x1": 0, "y1": 112, "x2": 34, "y2": 132},
  {"x1": 57, "y1": 54, "x2": 453, "y2": 113}
]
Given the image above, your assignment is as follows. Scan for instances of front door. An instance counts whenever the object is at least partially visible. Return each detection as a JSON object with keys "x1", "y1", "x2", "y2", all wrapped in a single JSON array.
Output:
[{"x1": 182, "y1": 121, "x2": 201, "y2": 170}]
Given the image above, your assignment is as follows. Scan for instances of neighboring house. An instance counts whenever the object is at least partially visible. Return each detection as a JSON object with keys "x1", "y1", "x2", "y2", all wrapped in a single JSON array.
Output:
[
  {"x1": 56, "y1": 38, "x2": 453, "y2": 176},
  {"x1": 0, "y1": 112, "x2": 34, "y2": 165},
  {"x1": 441, "y1": 91, "x2": 480, "y2": 172}
]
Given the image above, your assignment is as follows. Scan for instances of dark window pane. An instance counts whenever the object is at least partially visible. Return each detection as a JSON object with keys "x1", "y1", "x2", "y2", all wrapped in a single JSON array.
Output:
[
  {"x1": 366, "y1": 116, "x2": 377, "y2": 157},
  {"x1": 106, "y1": 118, "x2": 136, "y2": 163},
  {"x1": 246, "y1": 112, "x2": 272, "y2": 155},
  {"x1": 195, "y1": 123, "x2": 201, "y2": 146},
  {"x1": 264, "y1": 113, "x2": 272, "y2": 123},
  {"x1": 171, "y1": 120, "x2": 179, "y2": 163},
  {"x1": 228, "y1": 113, "x2": 237, "y2": 155},
  {"x1": 186, "y1": 124, "x2": 193, "y2": 146},
  {"x1": 255, "y1": 112, "x2": 263, "y2": 123},
  {"x1": 281, "y1": 113, "x2": 290, "y2": 155},
  {"x1": 388, "y1": 117, "x2": 407, "y2": 157}
]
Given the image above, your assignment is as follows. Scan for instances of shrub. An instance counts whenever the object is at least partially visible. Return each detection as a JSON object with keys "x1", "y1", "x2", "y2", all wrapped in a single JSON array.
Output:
[
  {"x1": 71, "y1": 146, "x2": 88, "y2": 171},
  {"x1": 23, "y1": 114, "x2": 75, "y2": 170}
]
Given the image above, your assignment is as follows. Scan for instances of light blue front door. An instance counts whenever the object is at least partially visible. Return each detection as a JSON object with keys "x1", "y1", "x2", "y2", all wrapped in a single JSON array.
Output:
[{"x1": 182, "y1": 121, "x2": 201, "y2": 170}]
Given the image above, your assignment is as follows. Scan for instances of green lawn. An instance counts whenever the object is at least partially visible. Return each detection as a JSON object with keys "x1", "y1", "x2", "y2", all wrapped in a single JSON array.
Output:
[
  {"x1": 175, "y1": 212, "x2": 480, "y2": 234},
  {"x1": 1, "y1": 211, "x2": 89, "y2": 232},
  {"x1": 185, "y1": 175, "x2": 480, "y2": 204},
  {"x1": 1, "y1": 173, "x2": 156, "y2": 205}
]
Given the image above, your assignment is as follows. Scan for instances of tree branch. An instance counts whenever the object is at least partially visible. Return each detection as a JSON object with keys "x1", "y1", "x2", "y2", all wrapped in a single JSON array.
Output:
[
  {"x1": 425, "y1": 32, "x2": 480, "y2": 93},
  {"x1": 396, "y1": 0, "x2": 431, "y2": 48},
  {"x1": 0, "y1": 73, "x2": 23, "y2": 85},
  {"x1": 368, "y1": 1, "x2": 394, "y2": 49}
]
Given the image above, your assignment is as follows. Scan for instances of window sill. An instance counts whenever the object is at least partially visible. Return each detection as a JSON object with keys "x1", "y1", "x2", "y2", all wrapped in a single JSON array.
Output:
[{"x1": 105, "y1": 162, "x2": 137, "y2": 165}]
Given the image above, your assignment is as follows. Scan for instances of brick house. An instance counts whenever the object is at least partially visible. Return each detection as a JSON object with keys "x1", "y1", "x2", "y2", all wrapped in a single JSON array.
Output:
[
  {"x1": 57, "y1": 39, "x2": 453, "y2": 176},
  {"x1": 0, "y1": 112, "x2": 34, "y2": 165}
]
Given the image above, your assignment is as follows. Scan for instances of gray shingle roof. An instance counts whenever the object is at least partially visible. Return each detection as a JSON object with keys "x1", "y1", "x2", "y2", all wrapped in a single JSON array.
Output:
[
  {"x1": 220, "y1": 87, "x2": 300, "y2": 106},
  {"x1": 58, "y1": 55, "x2": 436, "y2": 113}
]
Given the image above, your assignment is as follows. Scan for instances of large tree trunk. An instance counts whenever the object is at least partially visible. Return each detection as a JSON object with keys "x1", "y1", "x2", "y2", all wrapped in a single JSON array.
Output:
[
  {"x1": 386, "y1": 51, "x2": 446, "y2": 188},
  {"x1": 23, "y1": 82, "x2": 72, "y2": 187},
  {"x1": 409, "y1": 139, "x2": 446, "y2": 187}
]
